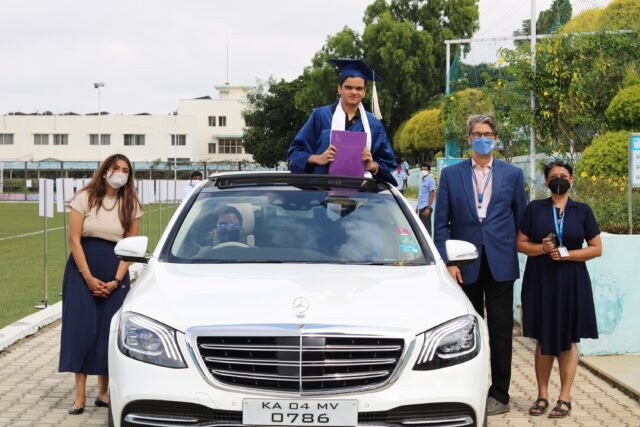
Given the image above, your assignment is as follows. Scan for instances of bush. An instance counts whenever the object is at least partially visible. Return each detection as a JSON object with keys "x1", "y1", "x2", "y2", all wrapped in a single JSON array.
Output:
[
  {"x1": 575, "y1": 131, "x2": 628, "y2": 178},
  {"x1": 561, "y1": 7, "x2": 603, "y2": 33},
  {"x1": 605, "y1": 84, "x2": 640, "y2": 129},
  {"x1": 572, "y1": 176, "x2": 639, "y2": 234}
]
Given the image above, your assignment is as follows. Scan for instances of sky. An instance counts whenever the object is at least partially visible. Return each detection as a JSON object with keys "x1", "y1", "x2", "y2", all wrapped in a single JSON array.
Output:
[{"x1": 0, "y1": 0, "x2": 612, "y2": 115}]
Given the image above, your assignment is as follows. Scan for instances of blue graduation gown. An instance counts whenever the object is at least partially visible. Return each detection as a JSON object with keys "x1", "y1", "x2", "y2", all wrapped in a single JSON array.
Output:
[{"x1": 288, "y1": 104, "x2": 397, "y2": 185}]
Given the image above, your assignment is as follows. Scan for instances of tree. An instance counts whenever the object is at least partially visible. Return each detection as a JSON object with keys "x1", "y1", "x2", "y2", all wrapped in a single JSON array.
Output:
[
  {"x1": 443, "y1": 88, "x2": 493, "y2": 143},
  {"x1": 295, "y1": 0, "x2": 479, "y2": 140},
  {"x1": 242, "y1": 77, "x2": 308, "y2": 167},
  {"x1": 294, "y1": 27, "x2": 364, "y2": 114},
  {"x1": 502, "y1": 0, "x2": 640, "y2": 155},
  {"x1": 395, "y1": 108, "x2": 444, "y2": 161},
  {"x1": 513, "y1": 0, "x2": 572, "y2": 48},
  {"x1": 362, "y1": 0, "x2": 479, "y2": 136}
]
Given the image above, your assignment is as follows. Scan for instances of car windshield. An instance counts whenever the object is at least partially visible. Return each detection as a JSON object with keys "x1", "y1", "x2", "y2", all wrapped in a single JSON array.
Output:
[{"x1": 166, "y1": 181, "x2": 432, "y2": 266}]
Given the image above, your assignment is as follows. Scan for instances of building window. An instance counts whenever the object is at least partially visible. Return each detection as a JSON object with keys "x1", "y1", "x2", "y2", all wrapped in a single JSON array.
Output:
[
  {"x1": 0, "y1": 134, "x2": 14, "y2": 145},
  {"x1": 124, "y1": 134, "x2": 145, "y2": 146},
  {"x1": 218, "y1": 116, "x2": 227, "y2": 127},
  {"x1": 208, "y1": 116, "x2": 216, "y2": 127},
  {"x1": 53, "y1": 134, "x2": 69, "y2": 145},
  {"x1": 167, "y1": 157, "x2": 190, "y2": 165},
  {"x1": 89, "y1": 134, "x2": 111, "y2": 145},
  {"x1": 171, "y1": 134, "x2": 187, "y2": 146},
  {"x1": 218, "y1": 138, "x2": 243, "y2": 154},
  {"x1": 34, "y1": 134, "x2": 49, "y2": 145},
  {"x1": 208, "y1": 143, "x2": 216, "y2": 154}
]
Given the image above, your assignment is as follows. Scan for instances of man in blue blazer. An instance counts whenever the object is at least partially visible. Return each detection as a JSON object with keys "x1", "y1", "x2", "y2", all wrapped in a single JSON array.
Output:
[{"x1": 434, "y1": 114, "x2": 527, "y2": 416}]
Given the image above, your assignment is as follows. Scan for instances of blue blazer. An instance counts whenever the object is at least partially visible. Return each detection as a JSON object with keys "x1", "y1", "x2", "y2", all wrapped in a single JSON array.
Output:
[{"x1": 434, "y1": 158, "x2": 527, "y2": 284}]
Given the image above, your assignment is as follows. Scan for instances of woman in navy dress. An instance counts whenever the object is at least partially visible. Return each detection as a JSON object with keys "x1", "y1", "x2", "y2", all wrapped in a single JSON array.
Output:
[
  {"x1": 58, "y1": 154, "x2": 143, "y2": 415},
  {"x1": 517, "y1": 160, "x2": 602, "y2": 418}
]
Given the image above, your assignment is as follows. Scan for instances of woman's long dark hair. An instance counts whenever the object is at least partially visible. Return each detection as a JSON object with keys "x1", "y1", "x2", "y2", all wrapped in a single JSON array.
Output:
[{"x1": 82, "y1": 154, "x2": 143, "y2": 233}]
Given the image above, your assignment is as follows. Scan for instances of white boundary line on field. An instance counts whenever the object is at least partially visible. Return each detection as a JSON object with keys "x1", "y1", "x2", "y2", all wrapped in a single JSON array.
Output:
[
  {"x1": 0, "y1": 206, "x2": 173, "y2": 242},
  {"x1": 0, "y1": 226, "x2": 65, "y2": 241}
]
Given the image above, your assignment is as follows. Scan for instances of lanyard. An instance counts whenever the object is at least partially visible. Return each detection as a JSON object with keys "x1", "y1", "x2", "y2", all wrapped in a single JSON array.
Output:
[
  {"x1": 471, "y1": 167, "x2": 493, "y2": 206},
  {"x1": 552, "y1": 206, "x2": 565, "y2": 246}
]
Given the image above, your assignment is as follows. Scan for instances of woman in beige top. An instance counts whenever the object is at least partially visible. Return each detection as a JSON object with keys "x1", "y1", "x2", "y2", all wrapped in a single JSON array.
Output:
[{"x1": 58, "y1": 154, "x2": 143, "y2": 415}]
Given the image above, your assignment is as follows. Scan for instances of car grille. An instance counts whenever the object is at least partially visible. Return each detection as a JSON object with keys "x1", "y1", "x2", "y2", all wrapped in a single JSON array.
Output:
[
  {"x1": 121, "y1": 400, "x2": 476, "y2": 427},
  {"x1": 196, "y1": 335, "x2": 405, "y2": 394}
]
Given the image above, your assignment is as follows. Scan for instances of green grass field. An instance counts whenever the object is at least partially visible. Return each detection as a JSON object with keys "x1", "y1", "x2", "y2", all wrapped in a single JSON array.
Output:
[{"x1": 0, "y1": 202, "x2": 179, "y2": 328}]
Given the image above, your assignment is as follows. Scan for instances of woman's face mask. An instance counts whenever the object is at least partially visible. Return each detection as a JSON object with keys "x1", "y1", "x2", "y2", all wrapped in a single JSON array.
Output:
[
  {"x1": 547, "y1": 177, "x2": 571, "y2": 195},
  {"x1": 106, "y1": 171, "x2": 128, "y2": 189}
]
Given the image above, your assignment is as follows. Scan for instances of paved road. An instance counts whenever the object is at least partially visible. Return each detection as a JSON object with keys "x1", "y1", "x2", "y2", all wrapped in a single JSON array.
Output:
[{"x1": 0, "y1": 322, "x2": 639, "y2": 426}]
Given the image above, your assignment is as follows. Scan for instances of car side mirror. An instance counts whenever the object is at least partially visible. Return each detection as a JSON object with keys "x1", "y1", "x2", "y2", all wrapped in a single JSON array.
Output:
[
  {"x1": 114, "y1": 236, "x2": 149, "y2": 264},
  {"x1": 445, "y1": 240, "x2": 478, "y2": 265}
]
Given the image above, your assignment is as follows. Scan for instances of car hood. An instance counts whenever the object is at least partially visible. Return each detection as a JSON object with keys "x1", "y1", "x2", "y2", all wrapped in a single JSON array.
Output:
[{"x1": 122, "y1": 262, "x2": 473, "y2": 335}]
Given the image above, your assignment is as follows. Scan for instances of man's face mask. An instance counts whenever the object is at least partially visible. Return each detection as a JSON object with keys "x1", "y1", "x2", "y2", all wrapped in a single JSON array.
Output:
[{"x1": 471, "y1": 137, "x2": 495, "y2": 155}]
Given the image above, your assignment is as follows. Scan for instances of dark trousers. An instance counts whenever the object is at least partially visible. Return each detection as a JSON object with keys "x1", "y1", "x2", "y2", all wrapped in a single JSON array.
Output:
[
  {"x1": 461, "y1": 250, "x2": 514, "y2": 404},
  {"x1": 418, "y1": 207, "x2": 432, "y2": 236}
]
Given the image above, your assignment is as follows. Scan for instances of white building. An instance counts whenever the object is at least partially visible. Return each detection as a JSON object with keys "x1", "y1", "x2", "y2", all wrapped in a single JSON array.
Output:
[{"x1": 0, "y1": 84, "x2": 255, "y2": 165}]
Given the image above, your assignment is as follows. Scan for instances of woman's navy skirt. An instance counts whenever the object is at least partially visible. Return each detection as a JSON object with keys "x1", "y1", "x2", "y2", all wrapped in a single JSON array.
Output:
[{"x1": 58, "y1": 237, "x2": 130, "y2": 375}]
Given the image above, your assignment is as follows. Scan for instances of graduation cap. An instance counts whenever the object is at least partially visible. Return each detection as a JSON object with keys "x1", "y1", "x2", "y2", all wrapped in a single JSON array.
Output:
[
  {"x1": 329, "y1": 58, "x2": 384, "y2": 120},
  {"x1": 329, "y1": 58, "x2": 384, "y2": 82}
]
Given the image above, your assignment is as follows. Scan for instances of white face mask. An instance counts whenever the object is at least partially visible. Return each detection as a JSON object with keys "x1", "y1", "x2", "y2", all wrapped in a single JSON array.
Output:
[
  {"x1": 420, "y1": 170, "x2": 430, "y2": 177},
  {"x1": 106, "y1": 171, "x2": 128, "y2": 189}
]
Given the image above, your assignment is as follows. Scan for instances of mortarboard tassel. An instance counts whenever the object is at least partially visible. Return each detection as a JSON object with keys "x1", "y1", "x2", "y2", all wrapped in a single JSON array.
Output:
[{"x1": 371, "y1": 71, "x2": 382, "y2": 120}]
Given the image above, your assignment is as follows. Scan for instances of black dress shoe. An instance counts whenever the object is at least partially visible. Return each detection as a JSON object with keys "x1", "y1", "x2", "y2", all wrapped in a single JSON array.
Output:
[
  {"x1": 95, "y1": 397, "x2": 110, "y2": 408},
  {"x1": 68, "y1": 406, "x2": 84, "y2": 415}
]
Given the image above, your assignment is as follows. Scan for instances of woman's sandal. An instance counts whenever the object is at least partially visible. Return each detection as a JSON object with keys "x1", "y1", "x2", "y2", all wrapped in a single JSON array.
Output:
[
  {"x1": 548, "y1": 399, "x2": 572, "y2": 418},
  {"x1": 528, "y1": 398, "x2": 549, "y2": 416}
]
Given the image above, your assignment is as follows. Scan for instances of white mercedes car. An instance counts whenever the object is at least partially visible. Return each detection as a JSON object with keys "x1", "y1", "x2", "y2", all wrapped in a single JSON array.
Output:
[{"x1": 109, "y1": 172, "x2": 489, "y2": 427}]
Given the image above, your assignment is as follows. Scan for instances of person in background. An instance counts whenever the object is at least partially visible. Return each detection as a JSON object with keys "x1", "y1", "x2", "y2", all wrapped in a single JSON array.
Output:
[
  {"x1": 182, "y1": 170, "x2": 203, "y2": 200},
  {"x1": 416, "y1": 162, "x2": 435, "y2": 235},
  {"x1": 433, "y1": 114, "x2": 527, "y2": 416},
  {"x1": 391, "y1": 164, "x2": 407, "y2": 194},
  {"x1": 401, "y1": 157, "x2": 410, "y2": 188},
  {"x1": 517, "y1": 160, "x2": 601, "y2": 419},
  {"x1": 288, "y1": 58, "x2": 396, "y2": 184},
  {"x1": 59, "y1": 154, "x2": 143, "y2": 415}
]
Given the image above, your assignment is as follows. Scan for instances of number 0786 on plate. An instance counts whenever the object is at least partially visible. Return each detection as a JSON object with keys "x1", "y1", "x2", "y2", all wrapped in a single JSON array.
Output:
[{"x1": 242, "y1": 398, "x2": 358, "y2": 426}]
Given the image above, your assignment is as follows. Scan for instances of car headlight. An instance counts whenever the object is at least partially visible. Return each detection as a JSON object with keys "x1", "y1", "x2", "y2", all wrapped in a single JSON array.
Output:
[
  {"x1": 118, "y1": 312, "x2": 187, "y2": 368},
  {"x1": 413, "y1": 315, "x2": 480, "y2": 370}
]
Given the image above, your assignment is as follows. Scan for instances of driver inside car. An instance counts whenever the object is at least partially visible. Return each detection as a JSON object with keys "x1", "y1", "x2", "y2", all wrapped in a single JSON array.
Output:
[{"x1": 212, "y1": 205, "x2": 243, "y2": 246}]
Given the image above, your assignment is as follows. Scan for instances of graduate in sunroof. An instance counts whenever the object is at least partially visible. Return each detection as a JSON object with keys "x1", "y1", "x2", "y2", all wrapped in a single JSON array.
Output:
[{"x1": 288, "y1": 59, "x2": 397, "y2": 184}]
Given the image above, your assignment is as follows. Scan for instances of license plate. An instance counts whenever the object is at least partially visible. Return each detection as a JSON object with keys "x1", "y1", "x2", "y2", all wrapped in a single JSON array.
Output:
[{"x1": 243, "y1": 398, "x2": 358, "y2": 426}]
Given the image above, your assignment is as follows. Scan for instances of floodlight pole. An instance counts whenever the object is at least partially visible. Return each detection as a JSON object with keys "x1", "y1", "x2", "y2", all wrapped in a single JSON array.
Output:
[
  {"x1": 529, "y1": 0, "x2": 537, "y2": 201},
  {"x1": 94, "y1": 82, "x2": 105, "y2": 164}
]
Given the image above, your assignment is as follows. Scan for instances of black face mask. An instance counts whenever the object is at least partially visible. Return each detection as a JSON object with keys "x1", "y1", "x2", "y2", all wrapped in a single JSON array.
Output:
[
  {"x1": 548, "y1": 177, "x2": 571, "y2": 195},
  {"x1": 215, "y1": 230, "x2": 241, "y2": 244}
]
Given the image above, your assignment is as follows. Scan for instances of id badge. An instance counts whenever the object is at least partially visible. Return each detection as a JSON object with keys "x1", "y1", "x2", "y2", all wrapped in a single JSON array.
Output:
[
  {"x1": 558, "y1": 246, "x2": 570, "y2": 258},
  {"x1": 477, "y1": 208, "x2": 487, "y2": 219}
]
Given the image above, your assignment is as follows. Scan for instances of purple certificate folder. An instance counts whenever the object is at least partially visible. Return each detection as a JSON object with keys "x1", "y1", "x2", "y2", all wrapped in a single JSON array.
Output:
[{"x1": 329, "y1": 130, "x2": 366, "y2": 177}]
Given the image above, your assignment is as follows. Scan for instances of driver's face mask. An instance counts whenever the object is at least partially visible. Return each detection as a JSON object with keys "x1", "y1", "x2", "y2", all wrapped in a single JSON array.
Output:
[{"x1": 214, "y1": 221, "x2": 241, "y2": 244}]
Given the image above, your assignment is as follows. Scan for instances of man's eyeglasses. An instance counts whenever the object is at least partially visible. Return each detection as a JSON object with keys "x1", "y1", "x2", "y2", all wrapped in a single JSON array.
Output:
[
  {"x1": 216, "y1": 222, "x2": 241, "y2": 231},
  {"x1": 470, "y1": 132, "x2": 495, "y2": 139}
]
